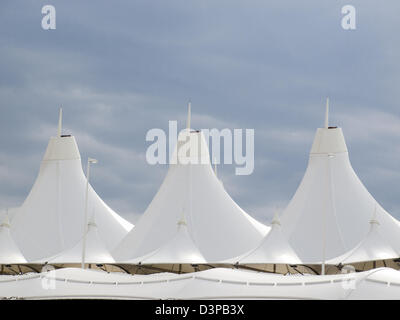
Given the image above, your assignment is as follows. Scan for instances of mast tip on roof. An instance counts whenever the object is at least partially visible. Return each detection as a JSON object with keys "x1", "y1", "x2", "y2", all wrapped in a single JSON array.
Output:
[
  {"x1": 324, "y1": 97, "x2": 329, "y2": 129},
  {"x1": 187, "y1": 101, "x2": 191, "y2": 130},
  {"x1": 58, "y1": 107, "x2": 63, "y2": 137}
]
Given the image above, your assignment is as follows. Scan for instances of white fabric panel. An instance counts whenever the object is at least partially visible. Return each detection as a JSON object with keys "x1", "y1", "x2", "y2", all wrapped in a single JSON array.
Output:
[
  {"x1": 124, "y1": 221, "x2": 206, "y2": 264},
  {"x1": 114, "y1": 130, "x2": 269, "y2": 262},
  {"x1": 328, "y1": 220, "x2": 399, "y2": 265},
  {"x1": 0, "y1": 216, "x2": 26, "y2": 264},
  {"x1": 37, "y1": 217, "x2": 115, "y2": 264},
  {"x1": 232, "y1": 220, "x2": 301, "y2": 265}
]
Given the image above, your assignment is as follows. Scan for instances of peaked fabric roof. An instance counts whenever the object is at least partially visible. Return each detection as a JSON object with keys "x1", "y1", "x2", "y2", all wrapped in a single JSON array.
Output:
[
  {"x1": 230, "y1": 215, "x2": 301, "y2": 265},
  {"x1": 123, "y1": 218, "x2": 206, "y2": 264},
  {"x1": 327, "y1": 212, "x2": 400, "y2": 265},
  {"x1": 11, "y1": 111, "x2": 133, "y2": 261},
  {"x1": 280, "y1": 113, "x2": 400, "y2": 263},
  {"x1": 0, "y1": 214, "x2": 27, "y2": 264},
  {"x1": 37, "y1": 215, "x2": 115, "y2": 264},
  {"x1": 114, "y1": 128, "x2": 269, "y2": 262}
]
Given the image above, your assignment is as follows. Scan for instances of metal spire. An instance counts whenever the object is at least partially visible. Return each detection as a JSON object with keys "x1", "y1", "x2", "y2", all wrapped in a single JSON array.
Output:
[
  {"x1": 58, "y1": 107, "x2": 63, "y2": 137},
  {"x1": 187, "y1": 101, "x2": 191, "y2": 130},
  {"x1": 324, "y1": 97, "x2": 329, "y2": 129}
]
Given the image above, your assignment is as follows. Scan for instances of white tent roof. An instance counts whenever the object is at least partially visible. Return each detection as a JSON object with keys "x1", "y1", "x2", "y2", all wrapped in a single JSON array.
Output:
[
  {"x1": 2, "y1": 266, "x2": 400, "y2": 300},
  {"x1": 0, "y1": 214, "x2": 27, "y2": 264},
  {"x1": 280, "y1": 106, "x2": 400, "y2": 263},
  {"x1": 114, "y1": 125, "x2": 269, "y2": 263},
  {"x1": 328, "y1": 211, "x2": 400, "y2": 265},
  {"x1": 123, "y1": 218, "x2": 206, "y2": 264},
  {"x1": 230, "y1": 214, "x2": 301, "y2": 265},
  {"x1": 11, "y1": 110, "x2": 133, "y2": 261},
  {"x1": 37, "y1": 215, "x2": 115, "y2": 264}
]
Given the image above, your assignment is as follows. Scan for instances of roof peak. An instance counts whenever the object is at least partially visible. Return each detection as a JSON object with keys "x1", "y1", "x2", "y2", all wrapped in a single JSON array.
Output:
[{"x1": 310, "y1": 127, "x2": 348, "y2": 154}]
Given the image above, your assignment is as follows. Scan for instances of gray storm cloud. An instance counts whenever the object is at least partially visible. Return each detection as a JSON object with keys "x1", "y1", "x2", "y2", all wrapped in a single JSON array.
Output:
[{"x1": 1, "y1": 0, "x2": 400, "y2": 224}]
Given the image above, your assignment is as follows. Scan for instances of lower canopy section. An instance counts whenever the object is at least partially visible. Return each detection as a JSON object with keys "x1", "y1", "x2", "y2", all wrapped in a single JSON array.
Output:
[
  {"x1": 1, "y1": 259, "x2": 400, "y2": 276},
  {"x1": 0, "y1": 264, "x2": 125, "y2": 275},
  {"x1": 2, "y1": 266, "x2": 400, "y2": 300},
  {"x1": 324, "y1": 258, "x2": 400, "y2": 274}
]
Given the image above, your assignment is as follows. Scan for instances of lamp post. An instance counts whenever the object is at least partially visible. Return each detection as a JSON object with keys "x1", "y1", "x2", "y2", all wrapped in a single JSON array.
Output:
[{"x1": 81, "y1": 157, "x2": 98, "y2": 269}]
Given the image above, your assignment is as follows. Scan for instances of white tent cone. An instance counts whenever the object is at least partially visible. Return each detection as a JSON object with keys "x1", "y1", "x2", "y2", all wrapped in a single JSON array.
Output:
[
  {"x1": 0, "y1": 213, "x2": 27, "y2": 264},
  {"x1": 124, "y1": 217, "x2": 206, "y2": 264},
  {"x1": 38, "y1": 213, "x2": 115, "y2": 264},
  {"x1": 114, "y1": 129, "x2": 268, "y2": 263},
  {"x1": 230, "y1": 211, "x2": 301, "y2": 265},
  {"x1": 327, "y1": 207, "x2": 400, "y2": 265},
  {"x1": 280, "y1": 113, "x2": 400, "y2": 263},
  {"x1": 11, "y1": 112, "x2": 133, "y2": 261}
]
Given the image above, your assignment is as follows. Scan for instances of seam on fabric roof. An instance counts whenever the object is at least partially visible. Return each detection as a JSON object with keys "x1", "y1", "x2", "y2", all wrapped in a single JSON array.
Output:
[
  {"x1": 248, "y1": 282, "x2": 275, "y2": 286},
  {"x1": 91, "y1": 281, "x2": 119, "y2": 285},
  {"x1": 327, "y1": 155, "x2": 347, "y2": 254},
  {"x1": 304, "y1": 280, "x2": 331, "y2": 285},
  {"x1": 57, "y1": 160, "x2": 65, "y2": 251},
  {"x1": 142, "y1": 279, "x2": 168, "y2": 284},
  {"x1": 116, "y1": 281, "x2": 143, "y2": 285},
  {"x1": 364, "y1": 278, "x2": 388, "y2": 285},
  {"x1": 194, "y1": 276, "x2": 220, "y2": 282},
  {"x1": 275, "y1": 282, "x2": 303, "y2": 286},
  {"x1": 220, "y1": 280, "x2": 247, "y2": 285},
  {"x1": 67, "y1": 279, "x2": 91, "y2": 284}
]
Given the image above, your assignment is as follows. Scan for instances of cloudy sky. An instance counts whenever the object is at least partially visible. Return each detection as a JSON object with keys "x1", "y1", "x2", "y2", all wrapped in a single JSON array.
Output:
[{"x1": 1, "y1": 0, "x2": 400, "y2": 225}]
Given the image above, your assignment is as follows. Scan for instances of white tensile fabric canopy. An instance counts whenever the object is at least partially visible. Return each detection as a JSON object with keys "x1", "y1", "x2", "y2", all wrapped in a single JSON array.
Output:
[
  {"x1": 327, "y1": 212, "x2": 400, "y2": 265},
  {"x1": 11, "y1": 111, "x2": 133, "y2": 262},
  {"x1": 0, "y1": 214, "x2": 26, "y2": 264},
  {"x1": 228, "y1": 214, "x2": 301, "y2": 265},
  {"x1": 2, "y1": 267, "x2": 400, "y2": 299},
  {"x1": 36, "y1": 215, "x2": 115, "y2": 264},
  {"x1": 114, "y1": 128, "x2": 269, "y2": 263},
  {"x1": 123, "y1": 218, "x2": 206, "y2": 264},
  {"x1": 280, "y1": 108, "x2": 400, "y2": 263}
]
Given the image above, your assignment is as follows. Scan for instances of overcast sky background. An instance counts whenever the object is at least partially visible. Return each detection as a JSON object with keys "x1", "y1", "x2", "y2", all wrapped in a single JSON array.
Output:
[{"x1": 1, "y1": 1, "x2": 400, "y2": 225}]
